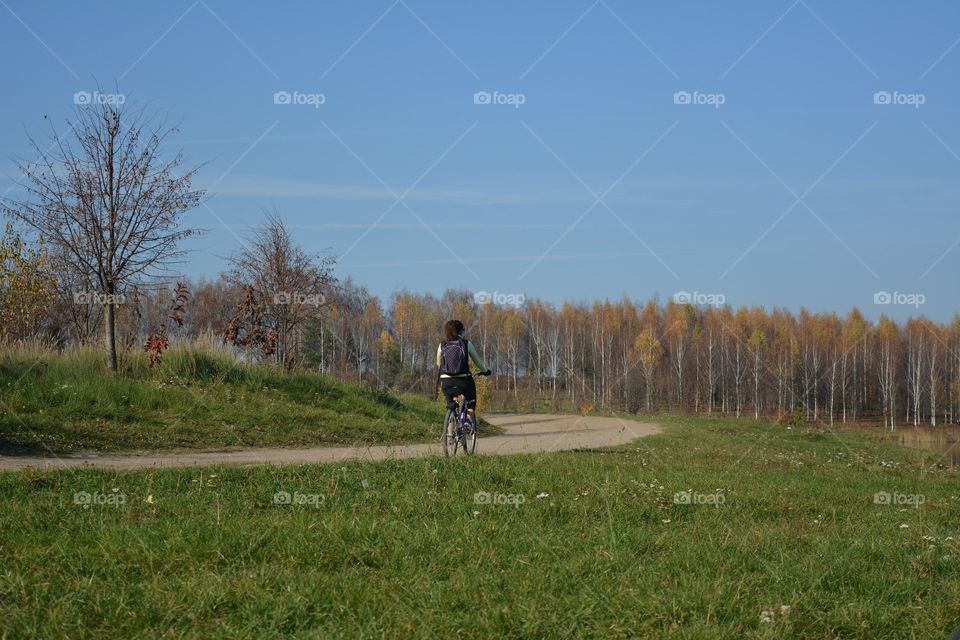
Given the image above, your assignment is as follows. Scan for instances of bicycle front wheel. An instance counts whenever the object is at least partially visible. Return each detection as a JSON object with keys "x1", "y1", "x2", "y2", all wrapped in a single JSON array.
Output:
[{"x1": 464, "y1": 418, "x2": 477, "y2": 455}]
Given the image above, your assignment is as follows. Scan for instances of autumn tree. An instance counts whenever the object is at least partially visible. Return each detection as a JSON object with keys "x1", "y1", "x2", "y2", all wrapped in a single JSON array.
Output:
[
  {"x1": 840, "y1": 308, "x2": 868, "y2": 423},
  {"x1": 225, "y1": 211, "x2": 334, "y2": 370},
  {"x1": 186, "y1": 278, "x2": 240, "y2": 339},
  {"x1": 0, "y1": 221, "x2": 55, "y2": 341},
  {"x1": 664, "y1": 301, "x2": 693, "y2": 408},
  {"x1": 747, "y1": 325, "x2": 768, "y2": 420},
  {"x1": 634, "y1": 328, "x2": 663, "y2": 411},
  {"x1": 875, "y1": 316, "x2": 900, "y2": 430}
]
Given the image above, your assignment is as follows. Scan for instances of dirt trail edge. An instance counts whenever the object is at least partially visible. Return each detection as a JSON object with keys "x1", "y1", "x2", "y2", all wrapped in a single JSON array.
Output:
[{"x1": 0, "y1": 414, "x2": 661, "y2": 471}]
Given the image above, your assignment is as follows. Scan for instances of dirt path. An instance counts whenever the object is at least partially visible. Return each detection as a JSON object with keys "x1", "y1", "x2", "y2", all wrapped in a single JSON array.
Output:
[{"x1": 0, "y1": 414, "x2": 661, "y2": 471}]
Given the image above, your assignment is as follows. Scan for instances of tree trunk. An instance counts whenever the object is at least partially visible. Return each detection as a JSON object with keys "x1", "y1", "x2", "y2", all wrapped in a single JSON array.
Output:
[{"x1": 105, "y1": 300, "x2": 118, "y2": 372}]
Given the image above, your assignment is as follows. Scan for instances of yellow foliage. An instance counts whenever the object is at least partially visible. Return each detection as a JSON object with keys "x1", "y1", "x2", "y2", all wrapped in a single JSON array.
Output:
[
  {"x1": 0, "y1": 222, "x2": 56, "y2": 340},
  {"x1": 377, "y1": 329, "x2": 395, "y2": 350},
  {"x1": 633, "y1": 329, "x2": 663, "y2": 365},
  {"x1": 474, "y1": 372, "x2": 490, "y2": 412}
]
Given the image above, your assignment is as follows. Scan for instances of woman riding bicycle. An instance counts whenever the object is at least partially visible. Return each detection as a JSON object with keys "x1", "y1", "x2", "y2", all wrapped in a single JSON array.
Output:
[{"x1": 437, "y1": 319, "x2": 490, "y2": 433}]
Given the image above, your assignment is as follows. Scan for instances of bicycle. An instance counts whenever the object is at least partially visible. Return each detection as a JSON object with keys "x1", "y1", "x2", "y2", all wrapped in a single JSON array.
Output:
[{"x1": 441, "y1": 371, "x2": 490, "y2": 457}]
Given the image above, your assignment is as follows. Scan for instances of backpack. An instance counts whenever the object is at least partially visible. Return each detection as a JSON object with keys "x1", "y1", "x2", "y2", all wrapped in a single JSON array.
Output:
[{"x1": 439, "y1": 337, "x2": 470, "y2": 376}]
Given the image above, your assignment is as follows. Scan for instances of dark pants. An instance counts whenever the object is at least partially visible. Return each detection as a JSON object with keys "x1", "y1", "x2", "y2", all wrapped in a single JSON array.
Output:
[{"x1": 441, "y1": 376, "x2": 477, "y2": 411}]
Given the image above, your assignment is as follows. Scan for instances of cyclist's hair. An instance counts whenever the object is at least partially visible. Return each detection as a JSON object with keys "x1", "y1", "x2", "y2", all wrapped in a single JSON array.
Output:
[{"x1": 443, "y1": 320, "x2": 461, "y2": 342}]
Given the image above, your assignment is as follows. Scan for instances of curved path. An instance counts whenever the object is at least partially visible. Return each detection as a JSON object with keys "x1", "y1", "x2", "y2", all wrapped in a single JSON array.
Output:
[{"x1": 0, "y1": 414, "x2": 661, "y2": 471}]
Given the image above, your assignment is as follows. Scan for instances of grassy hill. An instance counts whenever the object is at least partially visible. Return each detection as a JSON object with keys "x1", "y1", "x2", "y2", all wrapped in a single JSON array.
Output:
[{"x1": 0, "y1": 344, "x2": 450, "y2": 455}]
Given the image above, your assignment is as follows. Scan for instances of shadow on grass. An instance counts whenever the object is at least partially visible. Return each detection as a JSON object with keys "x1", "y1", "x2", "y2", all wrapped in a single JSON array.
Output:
[
  {"x1": 0, "y1": 434, "x2": 57, "y2": 457},
  {"x1": 0, "y1": 417, "x2": 159, "y2": 457}
]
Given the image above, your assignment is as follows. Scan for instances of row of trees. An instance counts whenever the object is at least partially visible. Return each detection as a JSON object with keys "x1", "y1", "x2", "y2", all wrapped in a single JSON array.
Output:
[
  {"x1": 309, "y1": 291, "x2": 960, "y2": 430},
  {"x1": 18, "y1": 250, "x2": 949, "y2": 432}
]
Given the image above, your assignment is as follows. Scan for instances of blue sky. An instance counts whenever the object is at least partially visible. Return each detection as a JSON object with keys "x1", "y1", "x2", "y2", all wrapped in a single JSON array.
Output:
[{"x1": 2, "y1": 1, "x2": 959, "y2": 320}]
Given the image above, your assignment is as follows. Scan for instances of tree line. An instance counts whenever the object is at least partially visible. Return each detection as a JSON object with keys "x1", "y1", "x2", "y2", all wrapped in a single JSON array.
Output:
[
  {"x1": 6, "y1": 220, "x2": 959, "y2": 431},
  {"x1": 307, "y1": 290, "x2": 960, "y2": 430}
]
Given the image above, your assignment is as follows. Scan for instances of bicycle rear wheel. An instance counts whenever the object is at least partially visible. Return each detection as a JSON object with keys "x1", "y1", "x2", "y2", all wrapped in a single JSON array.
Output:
[{"x1": 442, "y1": 409, "x2": 458, "y2": 457}]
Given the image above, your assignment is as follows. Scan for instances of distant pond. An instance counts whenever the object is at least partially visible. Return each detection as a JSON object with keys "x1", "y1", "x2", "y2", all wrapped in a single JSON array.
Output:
[
  {"x1": 837, "y1": 423, "x2": 960, "y2": 467},
  {"x1": 896, "y1": 426, "x2": 960, "y2": 467}
]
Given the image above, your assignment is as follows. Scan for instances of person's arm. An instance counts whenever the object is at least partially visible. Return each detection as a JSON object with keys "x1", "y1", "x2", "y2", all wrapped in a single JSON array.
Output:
[{"x1": 466, "y1": 340, "x2": 489, "y2": 373}]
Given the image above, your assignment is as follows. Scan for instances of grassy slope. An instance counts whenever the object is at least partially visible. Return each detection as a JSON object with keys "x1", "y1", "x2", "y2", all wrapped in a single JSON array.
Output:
[
  {"x1": 0, "y1": 417, "x2": 957, "y2": 638},
  {"x1": 0, "y1": 345, "x2": 452, "y2": 454}
]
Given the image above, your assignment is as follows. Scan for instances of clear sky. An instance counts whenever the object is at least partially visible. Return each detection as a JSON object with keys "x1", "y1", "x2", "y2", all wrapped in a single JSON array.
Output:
[{"x1": 1, "y1": 1, "x2": 958, "y2": 320}]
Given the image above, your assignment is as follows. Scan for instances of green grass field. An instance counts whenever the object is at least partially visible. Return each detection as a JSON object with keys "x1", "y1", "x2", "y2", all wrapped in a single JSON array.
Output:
[
  {"x1": 0, "y1": 344, "x2": 449, "y2": 454},
  {"x1": 1, "y1": 416, "x2": 957, "y2": 638}
]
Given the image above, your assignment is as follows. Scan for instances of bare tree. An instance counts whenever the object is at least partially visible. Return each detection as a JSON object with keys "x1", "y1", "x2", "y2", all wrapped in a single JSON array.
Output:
[
  {"x1": 46, "y1": 245, "x2": 102, "y2": 345},
  {"x1": 225, "y1": 211, "x2": 335, "y2": 370},
  {"x1": 2, "y1": 98, "x2": 203, "y2": 370}
]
